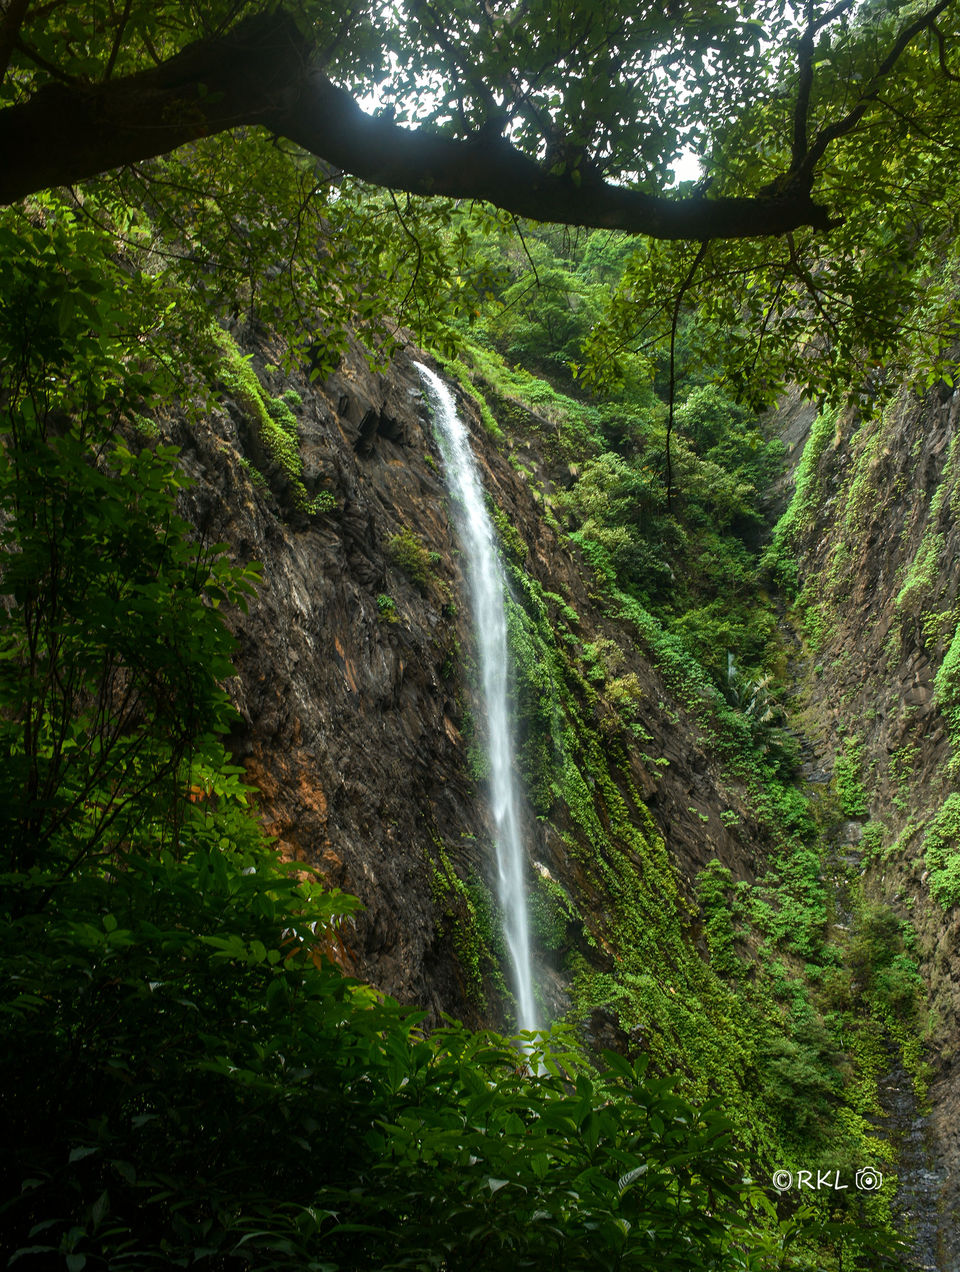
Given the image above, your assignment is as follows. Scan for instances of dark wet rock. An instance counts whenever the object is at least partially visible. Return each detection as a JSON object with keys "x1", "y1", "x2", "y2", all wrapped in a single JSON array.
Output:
[
  {"x1": 876, "y1": 1052, "x2": 949, "y2": 1272},
  {"x1": 170, "y1": 328, "x2": 765, "y2": 1034},
  {"x1": 771, "y1": 379, "x2": 960, "y2": 1270}
]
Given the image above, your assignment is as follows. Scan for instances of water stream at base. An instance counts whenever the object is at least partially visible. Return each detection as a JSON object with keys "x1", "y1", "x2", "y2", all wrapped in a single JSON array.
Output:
[{"x1": 416, "y1": 362, "x2": 538, "y2": 1033}]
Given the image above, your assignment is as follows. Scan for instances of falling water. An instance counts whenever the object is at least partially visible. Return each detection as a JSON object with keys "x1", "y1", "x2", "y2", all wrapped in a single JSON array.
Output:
[{"x1": 416, "y1": 363, "x2": 538, "y2": 1033}]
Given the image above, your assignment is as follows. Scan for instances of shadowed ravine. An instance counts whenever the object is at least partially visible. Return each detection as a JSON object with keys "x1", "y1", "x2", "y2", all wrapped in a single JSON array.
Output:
[{"x1": 783, "y1": 612, "x2": 948, "y2": 1270}]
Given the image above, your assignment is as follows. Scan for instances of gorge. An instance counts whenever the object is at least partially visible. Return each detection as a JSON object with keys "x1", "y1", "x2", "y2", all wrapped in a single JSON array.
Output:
[
  {"x1": 160, "y1": 317, "x2": 959, "y2": 1268},
  {"x1": 5, "y1": 2, "x2": 960, "y2": 1264},
  {"x1": 4, "y1": 272, "x2": 960, "y2": 1265}
]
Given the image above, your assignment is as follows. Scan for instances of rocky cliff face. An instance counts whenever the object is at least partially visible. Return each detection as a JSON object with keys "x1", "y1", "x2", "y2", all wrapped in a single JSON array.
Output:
[
  {"x1": 778, "y1": 381, "x2": 960, "y2": 1269},
  {"x1": 163, "y1": 318, "x2": 960, "y2": 1262},
  {"x1": 168, "y1": 325, "x2": 766, "y2": 1035}
]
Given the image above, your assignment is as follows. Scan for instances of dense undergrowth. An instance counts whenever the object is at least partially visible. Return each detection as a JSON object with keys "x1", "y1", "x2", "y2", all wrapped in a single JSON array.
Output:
[
  {"x1": 452, "y1": 345, "x2": 922, "y2": 1258},
  {"x1": 771, "y1": 371, "x2": 960, "y2": 907}
]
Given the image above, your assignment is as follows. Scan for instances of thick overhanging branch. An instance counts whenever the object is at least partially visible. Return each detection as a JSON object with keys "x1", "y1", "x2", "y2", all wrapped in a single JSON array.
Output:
[
  {"x1": 0, "y1": 12, "x2": 306, "y2": 202},
  {"x1": 281, "y1": 74, "x2": 837, "y2": 239},
  {"x1": 0, "y1": 10, "x2": 837, "y2": 240}
]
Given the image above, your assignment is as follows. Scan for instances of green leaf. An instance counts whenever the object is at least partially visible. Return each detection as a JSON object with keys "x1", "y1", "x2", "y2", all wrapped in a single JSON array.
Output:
[{"x1": 618, "y1": 1164, "x2": 648, "y2": 1193}]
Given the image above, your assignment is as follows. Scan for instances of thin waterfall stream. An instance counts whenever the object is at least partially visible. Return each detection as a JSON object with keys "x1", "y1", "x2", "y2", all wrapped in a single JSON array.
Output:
[{"x1": 416, "y1": 363, "x2": 538, "y2": 1033}]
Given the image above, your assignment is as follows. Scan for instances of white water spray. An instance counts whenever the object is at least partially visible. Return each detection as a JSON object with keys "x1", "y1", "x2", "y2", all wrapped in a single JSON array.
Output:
[{"x1": 416, "y1": 363, "x2": 538, "y2": 1033}]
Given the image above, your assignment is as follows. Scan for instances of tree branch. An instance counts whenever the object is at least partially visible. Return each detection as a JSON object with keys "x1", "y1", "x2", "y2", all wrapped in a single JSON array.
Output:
[
  {"x1": 666, "y1": 241, "x2": 709, "y2": 512},
  {"x1": 0, "y1": 9, "x2": 837, "y2": 240},
  {"x1": 103, "y1": 0, "x2": 134, "y2": 82},
  {"x1": 13, "y1": 34, "x2": 79, "y2": 83},
  {"x1": 790, "y1": 0, "x2": 856, "y2": 168},
  {"x1": 931, "y1": 21, "x2": 960, "y2": 81},
  {"x1": 281, "y1": 71, "x2": 836, "y2": 240},
  {"x1": 792, "y1": 0, "x2": 954, "y2": 186},
  {"x1": 792, "y1": 3, "x2": 817, "y2": 168},
  {"x1": 0, "y1": 0, "x2": 32, "y2": 85}
]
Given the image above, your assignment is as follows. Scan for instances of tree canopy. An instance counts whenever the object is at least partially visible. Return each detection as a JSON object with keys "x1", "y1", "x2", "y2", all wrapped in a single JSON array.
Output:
[{"x1": 2, "y1": 0, "x2": 959, "y2": 243}]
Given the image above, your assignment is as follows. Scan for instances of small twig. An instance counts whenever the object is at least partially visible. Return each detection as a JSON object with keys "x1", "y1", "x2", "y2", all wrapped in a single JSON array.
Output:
[
  {"x1": 12, "y1": 33, "x2": 79, "y2": 83},
  {"x1": 511, "y1": 214, "x2": 541, "y2": 287},
  {"x1": 931, "y1": 22, "x2": 960, "y2": 82},
  {"x1": 750, "y1": 271, "x2": 787, "y2": 381},
  {"x1": 388, "y1": 189, "x2": 424, "y2": 325},
  {"x1": 140, "y1": 26, "x2": 162, "y2": 65},
  {"x1": 102, "y1": 0, "x2": 133, "y2": 81},
  {"x1": 666, "y1": 241, "x2": 708, "y2": 513},
  {"x1": 873, "y1": 94, "x2": 938, "y2": 142},
  {"x1": 785, "y1": 231, "x2": 840, "y2": 339}
]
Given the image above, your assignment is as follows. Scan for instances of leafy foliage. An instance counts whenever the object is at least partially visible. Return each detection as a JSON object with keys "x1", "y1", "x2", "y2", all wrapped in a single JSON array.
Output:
[
  {"x1": 0, "y1": 399, "x2": 835, "y2": 1272},
  {"x1": 4, "y1": 0, "x2": 960, "y2": 406},
  {"x1": 0, "y1": 200, "x2": 259, "y2": 881},
  {"x1": 833, "y1": 737, "x2": 869, "y2": 818},
  {"x1": 923, "y1": 792, "x2": 960, "y2": 906},
  {"x1": 387, "y1": 525, "x2": 437, "y2": 592}
]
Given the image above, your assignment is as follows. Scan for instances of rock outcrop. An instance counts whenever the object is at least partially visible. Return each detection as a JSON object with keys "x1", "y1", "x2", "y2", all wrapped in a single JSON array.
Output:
[{"x1": 169, "y1": 326, "x2": 764, "y2": 1030}]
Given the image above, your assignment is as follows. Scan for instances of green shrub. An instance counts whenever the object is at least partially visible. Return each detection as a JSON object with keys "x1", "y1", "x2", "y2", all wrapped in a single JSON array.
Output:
[
  {"x1": 935, "y1": 624, "x2": 960, "y2": 745},
  {"x1": 696, "y1": 861, "x2": 741, "y2": 976},
  {"x1": 266, "y1": 391, "x2": 300, "y2": 435},
  {"x1": 923, "y1": 792, "x2": 960, "y2": 907},
  {"x1": 766, "y1": 408, "x2": 838, "y2": 592},
  {"x1": 387, "y1": 526, "x2": 434, "y2": 590},
  {"x1": 860, "y1": 821, "x2": 887, "y2": 860},
  {"x1": 847, "y1": 905, "x2": 925, "y2": 1022},
  {"x1": 212, "y1": 326, "x2": 332, "y2": 516},
  {"x1": 759, "y1": 1016, "x2": 843, "y2": 1141},
  {"x1": 377, "y1": 592, "x2": 399, "y2": 622},
  {"x1": 528, "y1": 872, "x2": 577, "y2": 951},
  {"x1": 834, "y1": 737, "x2": 869, "y2": 817}
]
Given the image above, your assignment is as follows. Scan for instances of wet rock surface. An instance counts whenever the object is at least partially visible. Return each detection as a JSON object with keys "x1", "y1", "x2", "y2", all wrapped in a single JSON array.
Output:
[
  {"x1": 170, "y1": 327, "x2": 764, "y2": 1030},
  {"x1": 878, "y1": 1053, "x2": 950, "y2": 1272},
  {"x1": 775, "y1": 383, "x2": 960, "y2": 1269}
]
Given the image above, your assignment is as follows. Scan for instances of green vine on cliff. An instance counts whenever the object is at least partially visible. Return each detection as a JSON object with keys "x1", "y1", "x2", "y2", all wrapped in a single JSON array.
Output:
[{"x1": 212, "y1": 325, "x2": 335, "y2": 517}]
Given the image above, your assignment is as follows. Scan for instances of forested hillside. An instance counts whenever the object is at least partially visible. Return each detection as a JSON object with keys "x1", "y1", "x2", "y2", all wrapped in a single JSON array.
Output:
[{"x1": 3, "y1": 1, "x2": 960, "y2": 1269}]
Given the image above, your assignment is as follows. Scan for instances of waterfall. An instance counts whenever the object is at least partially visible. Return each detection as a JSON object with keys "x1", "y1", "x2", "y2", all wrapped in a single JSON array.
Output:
[{"x1": 415, "y1": 363, "x2": 538, "y2": 1033}]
